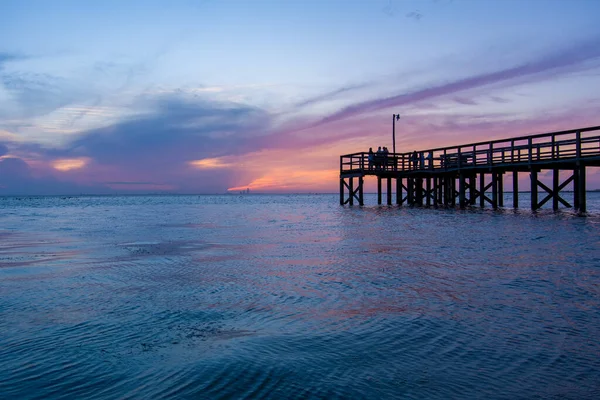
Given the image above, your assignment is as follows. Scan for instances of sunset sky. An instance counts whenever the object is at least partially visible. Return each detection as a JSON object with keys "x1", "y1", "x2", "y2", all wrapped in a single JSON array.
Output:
[{"x1": 1, "y1": 0, "x2": 600, "y2": 194}]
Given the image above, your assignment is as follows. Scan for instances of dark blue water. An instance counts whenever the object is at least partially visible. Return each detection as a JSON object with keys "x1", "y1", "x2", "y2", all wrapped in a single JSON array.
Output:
[{"x1": 1, "y1": 194, "x2": 600, "y2": 399}]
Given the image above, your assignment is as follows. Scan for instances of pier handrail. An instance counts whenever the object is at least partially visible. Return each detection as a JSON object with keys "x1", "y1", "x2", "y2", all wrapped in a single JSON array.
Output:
[{"x1": 341, "y1": 125, "x2": 600, "y2": 174}]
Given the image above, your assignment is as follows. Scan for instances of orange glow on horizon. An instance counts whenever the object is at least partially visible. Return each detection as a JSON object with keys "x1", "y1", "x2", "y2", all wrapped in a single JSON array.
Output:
[
  {"x1": 52, "y1": 157, "x2": 90, "y2": 171},
  {"x1": 188, "y1": 157, "x2": 233, "y2": 169},
  {"x1": 228, "y1": 168, "x2": 339, "y2": 192}
]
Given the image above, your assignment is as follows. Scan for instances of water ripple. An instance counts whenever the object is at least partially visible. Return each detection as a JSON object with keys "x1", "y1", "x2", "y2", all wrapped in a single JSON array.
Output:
[{"x1": 1, "y1": 194, "x2": 600, "y2": 398}]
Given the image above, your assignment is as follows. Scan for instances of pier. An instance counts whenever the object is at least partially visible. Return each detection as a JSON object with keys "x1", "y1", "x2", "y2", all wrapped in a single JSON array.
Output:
[{"x1": 340, "y1": 125, "x2": 600, "y2": 212}]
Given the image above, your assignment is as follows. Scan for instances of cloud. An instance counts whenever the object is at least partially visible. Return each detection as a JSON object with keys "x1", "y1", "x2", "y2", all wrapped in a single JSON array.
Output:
[
  {"x1": 490, "y1": 96, "x2": 510, "y2": 104},
  {"x1": 406, "y1": 10, "x2": 424, "y2": 21},
  {"x1": 0, "y1": 143, "x2": 8, "y2": 156},
  {"x1": 294, "y1": 82, "x2": 372, "y2": 108},
  {"x1": 1, "y1": 72, "x2": 86, "y2": 118},
  {"x1": 51, "y1": 157, "x2": 90, "y2": 171},
  {"x1": 188, "y1": 157, "x2": 232, "y2": 169},
  {"x1": 313, "y1": 38, "x2": 600, "y2": 126},
  {"x1": 0, "y1": 156, "x2": 99, "y2": 194},
  {"x1": 0, "y1": 157, "x2": 30, "y2": 177},
  {"x1": 0, "y1": 52, "x2": 28, "y2": 70},
  {"x1": 453, "y1": 97, "x2": 477, "y2": 106},
  {"x1": 66, "y1": 96, "x2": 272, "y2": 166}
]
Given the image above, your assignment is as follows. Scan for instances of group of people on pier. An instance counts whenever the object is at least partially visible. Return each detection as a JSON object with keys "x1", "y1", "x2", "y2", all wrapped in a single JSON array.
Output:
[
  {"x1": 410, "y1": 151, "x2": 434, "y2": 170},
  {"x1": 368, "y1": 147, "x2": 392, "y2": 170},
  {"x1": 367, "y1": 147, "x2": 436, "y2": 171}
]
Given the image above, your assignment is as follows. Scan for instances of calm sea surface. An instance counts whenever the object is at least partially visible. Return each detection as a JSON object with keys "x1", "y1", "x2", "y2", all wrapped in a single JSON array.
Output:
[{"x1": 1, "y1": 194, "x2": 600, "y2": 399}]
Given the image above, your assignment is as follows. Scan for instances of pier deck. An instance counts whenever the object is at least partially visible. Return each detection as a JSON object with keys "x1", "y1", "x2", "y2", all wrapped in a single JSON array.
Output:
[{"x1": 340, "y1": 125, "x2": 600, "y2": 212}]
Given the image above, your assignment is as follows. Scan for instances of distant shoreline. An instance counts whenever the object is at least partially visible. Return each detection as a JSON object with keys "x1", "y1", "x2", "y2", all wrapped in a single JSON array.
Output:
[{"x1": 1, "y1": 190, "x2": 600, "y2": 197}]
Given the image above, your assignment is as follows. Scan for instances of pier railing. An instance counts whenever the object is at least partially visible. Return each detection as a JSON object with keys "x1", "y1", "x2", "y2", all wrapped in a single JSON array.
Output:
[{"x1": 341, "y1": 125, "x2": 600, "y2": 174}]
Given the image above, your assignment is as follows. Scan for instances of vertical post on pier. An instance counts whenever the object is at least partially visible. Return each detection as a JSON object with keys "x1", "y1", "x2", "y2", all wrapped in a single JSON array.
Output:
[
  {"x1": 469, "y1": 176, "x2": 475, "y2": 205},
  {"x1": 387, "y1": 178, "x2": 392, "y2": 205},
  {"x1": 513, "y1": 171, "x2": 519, "y2": 208},
  {"x1": 339, "y1": 178, "x2": 344, "y2": 205},
  {"x1": 574, "y1": 167, "x2": 580, "y2": 210},
  {"x1": 531, "y1": 170, "x2": 538, "y2": 210},
  {"x1": 426, "y1": 177, "x2": 431, "y2": 206},
  {"x1": 498, "y1": 173, "x2": 504, "y2": 207},
  {"x1": 578, "y1": 166, "x2": 586, "y2": 213},
  {"x1": 441, "y1": 177, "x2": 445, "y2": 205},
  {"x1": 396, "y1": 177, "x2": 402, "y2": 205},
  {"x1": 441, "y1": 177, "x2": 447, "y2": 205},
  {"x1": 358, "y1": 176, "x2": 364, "y2": 206},
  {"x1": 575, "y1": 131, "x2": 586, "y2": 213},
  {"x1": 433, "y1": 177, "x2": 438, "y2": 207},
  {"x1": 349, "y1": 177, "x2": 354, "y2": 206},
  {"x1": 459, "y1": 173, "x2": 466, "y2": 208},
  {"x1": 479, "y1": 173, "x2": 485, "y2": 207},
  {"x1": 552, "y1": 169, "x2": 559, "y2": 210},
  {"x1": 377, "y1": 177, "x2": 382, "y2": 205},
  {"x1": 492, "y1": 172, "x2": 498, "y2": 209}
]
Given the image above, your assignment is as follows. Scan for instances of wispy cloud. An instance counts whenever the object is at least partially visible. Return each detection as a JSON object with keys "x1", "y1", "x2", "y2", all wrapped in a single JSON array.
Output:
[
  {"x1": 0, "y1": 52, "x2": 28, "y2": 70},
  {"x1": 312, "y1": 38, "x2": 600, "y2": 126},
  {"x1": 294, "y1": 82, "x2": 372, "y2": 108}
]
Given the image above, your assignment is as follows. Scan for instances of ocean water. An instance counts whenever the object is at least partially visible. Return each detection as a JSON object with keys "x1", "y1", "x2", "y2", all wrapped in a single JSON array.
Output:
[{"x1": 1, "y1": 194, "x2": 600, "y2": 399}]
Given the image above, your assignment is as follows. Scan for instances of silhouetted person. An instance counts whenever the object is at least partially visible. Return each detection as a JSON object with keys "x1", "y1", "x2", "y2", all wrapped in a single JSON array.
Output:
[
  {"x1": 412, "y1": 150, "x2": 418, "y2": 170},
  {"x1": 427, "y1": 151, "x2": 434, "y2": 169},
  {"x1": 368, "y1": 148, "x2": 374, "y2": 170},
  {"x1": 383, "y1": 147, "x2": 389, "y2": 170}
]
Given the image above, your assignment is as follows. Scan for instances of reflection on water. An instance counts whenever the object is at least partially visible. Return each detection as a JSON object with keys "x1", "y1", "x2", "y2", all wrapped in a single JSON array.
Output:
[{"x1": 1, "y1": 194, "x2": 600, "y2": 399}]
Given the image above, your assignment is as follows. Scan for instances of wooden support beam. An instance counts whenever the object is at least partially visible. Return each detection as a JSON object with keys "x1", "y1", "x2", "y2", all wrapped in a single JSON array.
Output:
[
  {"x1": 531, "y1": 170, "x2": 538, "y2": 210},
  {"x1": 537, "y1": 192, "x2": 553, "y2": 209},
  {"x1": 492, "y1": 172, "x2": 498, "y2": 209},
  {"x1": 377, "y1": 176, "x2": 382, "y2": 205},
  {"x1": 479, "y1": 173, "x2": 485, "y2": 207},
  {"x1": 459, "y1": 173, "x2": 466, "y2": 208},
  {"x1": 553, "y1": 169, "x2": 559, "y2": 210},
  {"x1": 433, "y1": 177, "x2": 438, "y2": 207},
  {"x1": 349, "y1": 177, "x2": 354, "y2": 206},
  {"x1": 418, "y1": 178, "x2": 424, "y2": 206},
  {"x1": 339, "y1": 178, "x2": 344, "y2": 205},
  {"x1": 426, "y1": 177, "x2": 431, "y2": 206},
  {"x1": 513, "y1": 171, "x2": 519, "y2": 208},
  {"x1": 358, "y1": 176, "x2": 364, "y2": 206},
  {"x1": 396, "y1": 178, "x2": 402, "y2": 205},
  {"x1": 469, "y1": 176, "x2": 476, "y2": 205},
  {"x1": 578, "y1": 166, "x2": 586, "y2": 212},
  {"x1": 453, "y1": 178, "x2": 458, "y2": 206},
  {"x1": 574, "y1": 168, "x2": 580, "y2": 210},
  {"x1": 387, "y1": 177, "x2": 392, "y2": 205},
  {"x1": 498, "y1": 173, "x2": 504, "y2": 207}
]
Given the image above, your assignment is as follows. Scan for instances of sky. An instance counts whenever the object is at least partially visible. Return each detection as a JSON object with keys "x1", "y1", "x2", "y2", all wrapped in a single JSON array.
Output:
[{"x1": 1, "y1": 0, "x2": 600, "y2": 194}]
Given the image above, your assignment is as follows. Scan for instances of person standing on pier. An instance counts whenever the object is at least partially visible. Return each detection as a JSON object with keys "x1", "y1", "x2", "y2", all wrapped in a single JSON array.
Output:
[
  {"x1": 383, "y1": 147, "x2": 389, "y2": 170},
  {"x1": 368, "y1": 148, "x2": 374, "y2": 171},
  {"x1": 411, "y1": 150, "x2": 418, "y2": 170}
]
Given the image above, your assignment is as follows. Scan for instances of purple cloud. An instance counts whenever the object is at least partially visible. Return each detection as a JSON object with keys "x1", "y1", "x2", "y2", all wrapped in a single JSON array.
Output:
[
  {"x1": 313, "y1": 38, "x2": 600, "y2": 126},
  {"x1": 294, "y1": 82, "x2": 372, "y2": 108}
]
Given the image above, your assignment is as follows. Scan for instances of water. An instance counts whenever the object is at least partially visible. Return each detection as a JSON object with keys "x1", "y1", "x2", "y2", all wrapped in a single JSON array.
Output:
[{"x1": 1, "y1": 194, "x2": 600, "y2": 399}]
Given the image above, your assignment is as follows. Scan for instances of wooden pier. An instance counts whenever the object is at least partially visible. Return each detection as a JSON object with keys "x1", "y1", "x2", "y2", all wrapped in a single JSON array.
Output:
[{"x1": 340, "y1": 125, "x2": 600, "y2": 212}]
